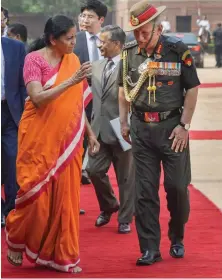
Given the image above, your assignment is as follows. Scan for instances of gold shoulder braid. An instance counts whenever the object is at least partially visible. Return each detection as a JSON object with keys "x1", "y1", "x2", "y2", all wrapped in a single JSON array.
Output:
[{"x1": 122, "y1": 50, "x2": 149, "y2": 103}]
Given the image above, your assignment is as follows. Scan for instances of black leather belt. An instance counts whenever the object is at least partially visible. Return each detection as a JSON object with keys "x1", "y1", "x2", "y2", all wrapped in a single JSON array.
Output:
[{"x1": 133, "y1": 108, "x2": 181, "y2": 123}]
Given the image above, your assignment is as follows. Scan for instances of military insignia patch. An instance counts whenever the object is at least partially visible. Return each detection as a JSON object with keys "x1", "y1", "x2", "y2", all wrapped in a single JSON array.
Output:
[
  {"x1": 184, "y1": 58, "x2": 192, "y2": 66},
  {"x1": 182, "y1": 49, "x2": 193, "y2": 66},
  {"x1": 130, "y1": 15, "x2": 139, "y2": 26},
  {"x1": 156, "y1": 82, "x2": 163, "y2": 87},
  {"x1": 156, "y1": 43, "x2": 163, "y2": 54}
]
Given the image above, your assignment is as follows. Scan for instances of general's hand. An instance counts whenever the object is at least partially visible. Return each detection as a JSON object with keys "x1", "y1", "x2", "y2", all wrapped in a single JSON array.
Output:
[
  {"x1": 70, "y1": 62, "x2": 92, "y2": 85},
  {"x1": 169, "y1": 125, "x2": 189, "y2": 152},
  {"x1": 121, "y1": 123, "x2": 131, "y2": 144},
  {"x1": 88, "y1": 135, "x2": 100, "y2": 156}
]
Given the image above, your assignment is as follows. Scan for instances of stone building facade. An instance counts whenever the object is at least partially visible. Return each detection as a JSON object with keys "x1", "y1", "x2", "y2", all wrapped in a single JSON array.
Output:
[{"x1": 113, "y1": 0, "x2": 222, "y2": 34}]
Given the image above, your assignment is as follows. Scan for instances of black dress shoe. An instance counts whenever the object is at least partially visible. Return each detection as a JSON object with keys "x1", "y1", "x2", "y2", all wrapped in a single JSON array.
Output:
[
  {"x1": 95, "y1": 205, "x2": 119, "y2": 227},
  {"x1": 118, "y1": 223, "x2": 131, "y2": 234},
  {"x1": 95, "y1": 212, "x2": 112, "y2": 227},
  {"x1": 81, "y1": 175, "x2": 91, "y2": 185},
  {"x1": 136, "y1": 250, "x2": 162, "y2": 266},
  {"x1": 80, "y1": 209, "x2": 85, "y2": 215},
  {"x1": 170, "y1": 242, "x2": 185, "y2": 258},
  {"x1": 1, "y1": 214, "x2": 5, "y2": 228}
]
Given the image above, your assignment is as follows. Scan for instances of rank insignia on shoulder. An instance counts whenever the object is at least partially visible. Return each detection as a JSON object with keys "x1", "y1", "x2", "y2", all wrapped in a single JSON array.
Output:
[
  {"x1": 154, "y1": 54, "x2": 162, "y2": 60},
  {"x1": 123, "y1": 40, "x2": 138, "y2": 50}
]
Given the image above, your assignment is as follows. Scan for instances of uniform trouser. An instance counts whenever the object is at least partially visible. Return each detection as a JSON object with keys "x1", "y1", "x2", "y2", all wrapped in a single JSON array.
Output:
[
  {"x1": 86, "y1": 139, "x2": 135, "y2": 224},
  {"x1": 215, "y1": 45, "x2": 222, "y2": 67},
  {"x1": 131, "y1": 114, "x2": 190, "y2": 252}
]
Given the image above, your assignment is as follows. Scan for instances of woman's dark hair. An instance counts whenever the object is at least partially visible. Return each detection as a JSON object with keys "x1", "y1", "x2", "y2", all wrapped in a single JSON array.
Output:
[
  {"x1": 81, "y1": 0, "x2": 108, "y2": 19},
  {"x1": 28, "y1": 15, "x2": 75, "y2": 53}
]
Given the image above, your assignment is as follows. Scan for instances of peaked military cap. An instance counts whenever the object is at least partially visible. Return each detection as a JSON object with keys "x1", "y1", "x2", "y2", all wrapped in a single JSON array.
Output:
[{"x1": 125, "y1": 0, "x2": 166, "y2": 32}]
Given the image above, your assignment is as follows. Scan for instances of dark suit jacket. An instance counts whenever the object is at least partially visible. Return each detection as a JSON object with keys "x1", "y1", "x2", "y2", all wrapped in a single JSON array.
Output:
[
  {"x1": 1, "y1": 37, "x2": 27, "y2": 126},
  {"x1": 74, "y1": 31, "x2": 92, "y2": 121},
  {"x1": 74, "y1": 31, "x2": 89, "y2": 64}
]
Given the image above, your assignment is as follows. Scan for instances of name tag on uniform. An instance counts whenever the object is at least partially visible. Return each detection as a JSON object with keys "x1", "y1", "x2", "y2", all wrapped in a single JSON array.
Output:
[{"x1": 148, "y1": 62, "x2": 181, "y2": 76}]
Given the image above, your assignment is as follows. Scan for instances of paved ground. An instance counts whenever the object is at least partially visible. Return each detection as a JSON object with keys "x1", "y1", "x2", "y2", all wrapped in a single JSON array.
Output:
[{"x1": 190, "y1": 55, "x2": 222, "y2": 209}]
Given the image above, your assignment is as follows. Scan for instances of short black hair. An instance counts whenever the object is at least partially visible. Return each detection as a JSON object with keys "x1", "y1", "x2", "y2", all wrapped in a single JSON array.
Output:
[
  {"x1": 218, "y1": 23, "x2": 222, "y2": 27},
  {"x1": 81, "y1": 0, "x2": 108, "y2": 19},
  {"x1": 101, "y1": 25, "x2": 126, "y2": 46},
  {"x1": 8, "y1": 23, "x2": 28, "y2": 43}
]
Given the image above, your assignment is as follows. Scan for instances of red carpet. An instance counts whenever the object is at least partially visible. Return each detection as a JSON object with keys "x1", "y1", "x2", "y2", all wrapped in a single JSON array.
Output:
[
  {"x1": 199, "y1": 82, "x2": 222, "y2": 88},
  {"x1": 190, "y1": 130, "x2": 222, "y2": 140},
  {"x1": 1, "y1": 168, "x2": 222, "y2": 278}
]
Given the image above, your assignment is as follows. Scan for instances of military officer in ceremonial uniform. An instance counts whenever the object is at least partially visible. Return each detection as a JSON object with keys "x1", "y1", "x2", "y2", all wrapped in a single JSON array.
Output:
[{"x1": 118, "y1": 0, "x2": 200, "y2": 266}]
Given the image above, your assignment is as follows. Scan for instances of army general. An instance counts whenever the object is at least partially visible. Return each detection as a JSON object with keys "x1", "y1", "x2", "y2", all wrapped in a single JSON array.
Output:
[{"x1": 118, "y1": 0, "x2": 200, "y2": 266}]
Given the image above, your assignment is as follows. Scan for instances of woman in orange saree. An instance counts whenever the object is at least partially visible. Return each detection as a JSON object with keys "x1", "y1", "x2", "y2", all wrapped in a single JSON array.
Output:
[{"x1": 5, "y1": 15, "x2": 99, "y2": 273}]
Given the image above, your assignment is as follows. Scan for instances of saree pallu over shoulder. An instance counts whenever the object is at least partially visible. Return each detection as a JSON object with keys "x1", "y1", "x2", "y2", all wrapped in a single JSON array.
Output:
[{"x1": 16, "y1": 53, "x2": 92, "y2": 209}]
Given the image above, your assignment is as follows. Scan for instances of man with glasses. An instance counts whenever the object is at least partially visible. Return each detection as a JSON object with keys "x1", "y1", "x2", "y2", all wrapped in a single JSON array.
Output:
[
  {"x1": 86, "y1": 25, "x2": 135, "y2": 234},
  {"x1": 74, "y1": 0, "x2": 108, "y2": 188},
  {"x1": 118, "y1": 0, "x2": 200, "y2": 266}
]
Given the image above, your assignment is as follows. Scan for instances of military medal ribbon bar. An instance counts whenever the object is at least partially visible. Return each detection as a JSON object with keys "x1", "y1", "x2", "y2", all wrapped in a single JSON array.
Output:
[{"x1": 147, "y1": 61, "x2": 181, "y2": 76}]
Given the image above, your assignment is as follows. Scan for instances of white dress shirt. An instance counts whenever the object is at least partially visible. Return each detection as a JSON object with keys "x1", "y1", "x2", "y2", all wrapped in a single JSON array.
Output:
[{"x1": 85, "y1": 31, "x2": 103, "y2": 62}]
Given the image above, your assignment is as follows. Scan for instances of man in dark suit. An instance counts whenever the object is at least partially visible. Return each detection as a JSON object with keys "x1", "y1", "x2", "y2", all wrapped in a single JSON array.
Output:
[
  {"x1": 1, "y1": 34, "x2": 26, "y2": 227},
  {"x1": 86, "y1": 25, "x2": 135, "y2": 234},
  {"x1": 74, "y1": 0, "x2": 107, "y2": 185}
]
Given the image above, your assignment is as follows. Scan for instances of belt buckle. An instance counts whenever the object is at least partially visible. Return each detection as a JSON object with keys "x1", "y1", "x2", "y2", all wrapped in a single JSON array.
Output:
[
  {"x1": 162, "y1": 112, "x2": 168, "y2": 120},
  {"x1": 144, "y1": 112, "x2": 160, "y2": 122}
]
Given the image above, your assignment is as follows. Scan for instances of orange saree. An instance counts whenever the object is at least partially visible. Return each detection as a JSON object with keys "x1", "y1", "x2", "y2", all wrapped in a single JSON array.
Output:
[{"x1": 5, "y1": 53, "x2": 92, "y2": 272}]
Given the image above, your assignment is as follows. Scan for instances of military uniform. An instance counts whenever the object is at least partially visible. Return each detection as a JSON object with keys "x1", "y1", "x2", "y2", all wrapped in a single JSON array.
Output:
[
  {"x1": 118, "y1": 35, "x2": 200, "y2": 253},
  {"x1": 213, "y1": 25, "x2": 222, "y2": 67}
]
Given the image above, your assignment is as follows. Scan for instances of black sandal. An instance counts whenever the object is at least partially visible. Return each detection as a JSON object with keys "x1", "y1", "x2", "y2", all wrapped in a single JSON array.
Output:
[{"x1": 7, "y1": 254, "x2": 23, "y2": 267}]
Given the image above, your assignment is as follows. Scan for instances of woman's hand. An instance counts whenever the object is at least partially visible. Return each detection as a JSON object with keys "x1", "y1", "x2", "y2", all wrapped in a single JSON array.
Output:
[
  {"x1": 169, "y1": 125, "x2": 189, "y2": 152},
  {"x1": 88, "y1": 135, "x2": 100, "y2": 156},
  {"x1": 70, "y1": 62, "x2": 92, "y2": 85}
]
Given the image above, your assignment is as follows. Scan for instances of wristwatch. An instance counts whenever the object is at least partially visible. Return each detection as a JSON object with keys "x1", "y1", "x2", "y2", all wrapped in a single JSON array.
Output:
[{"x1": 179, "y1": 122, "x2": 190, "y2": 131}]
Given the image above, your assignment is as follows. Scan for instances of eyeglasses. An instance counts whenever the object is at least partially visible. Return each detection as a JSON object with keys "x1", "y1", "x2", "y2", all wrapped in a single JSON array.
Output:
[{"x1": 81, "y1": 14, "x2": 98, "y2": 21}]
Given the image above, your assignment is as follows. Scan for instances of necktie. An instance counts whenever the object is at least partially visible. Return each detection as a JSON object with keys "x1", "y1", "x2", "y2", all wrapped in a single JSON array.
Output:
[
  {"x1": 91, "y1": 35, "x2": 99, "y2": 61},
  {"x1": 103, "y1": 59, "x2": 114, "y2": 89}
]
